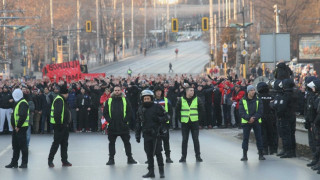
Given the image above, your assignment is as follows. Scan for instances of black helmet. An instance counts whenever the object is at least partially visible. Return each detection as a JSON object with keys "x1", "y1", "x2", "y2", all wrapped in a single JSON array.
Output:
[
  {"x1": 141, "y1": 89, "x2": 154, "y2": 101},
  {"x1": 282, "y1": 79, "x2": 295, "y2": 90},
  {"x1": 257, "y1": 82, "x2": 269, "y2": 93}
]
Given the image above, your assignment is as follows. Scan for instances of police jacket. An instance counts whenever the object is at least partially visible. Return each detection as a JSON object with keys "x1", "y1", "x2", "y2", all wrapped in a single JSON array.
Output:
[
  {"x1": 239, "y1": 95, "x2": 263, "y2": 122},
  {"x1": 304, "y1": 91, "x2": 317, "y2": 123},
  {"x1": 175, "y1": 95, "x2": 205, "y2": 123},
  {"x1": 11, "y1": 98, "x2": 29, "y2": 129},
  {"x1": 135, "y1": 103, "x2": 168, "y2": 141},
  {"x1": 52, "y1": 95, "x2": 70, "y2": 128},
  {"x1": 0, "y1": 91, "x2": 14, "y2": 109},
  {"x1": 103, "y1": 93, "x2": 132, "y2": 135},
  {"x1": 258, "y1": 93, "x2": 275, "y2": 117},
  {"x1": 313, "y1": 94, "x2": 320, "y2": 127}
]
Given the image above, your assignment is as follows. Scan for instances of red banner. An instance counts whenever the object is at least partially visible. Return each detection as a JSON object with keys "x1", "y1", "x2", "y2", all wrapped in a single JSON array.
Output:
[{"x1": 42, "y1": 61, "x2": 82, "y2": 82}]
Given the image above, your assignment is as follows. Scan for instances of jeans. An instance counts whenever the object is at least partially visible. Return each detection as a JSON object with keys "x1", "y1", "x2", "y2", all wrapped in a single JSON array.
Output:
[{"x1": 242, "y1": 121, "x2": 263, "y2": 151}]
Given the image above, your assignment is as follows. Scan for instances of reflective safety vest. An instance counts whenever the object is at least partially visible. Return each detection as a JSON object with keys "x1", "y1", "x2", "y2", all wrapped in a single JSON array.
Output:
[
  {"x1": 164, "y1": 98, "x2": 169, "y2": 124},
  {"x1": 180, "y1": 97, "x2": 199, "y2": 123},
  {"x1": 127, "y1": 69, "x2": 132, "y2": 74},
  {"x1": 241, "y1": 99, "x2": 262, "y2": 123},
  {"x1": 50, "y1": 95, "x2": 65, "y2": 124},
  {"x1": 108, "y1": 97, "x2": 127, "y2": 120},
  {"x1": 14, "y1": 99, "x2": 29, "y2": 127}
]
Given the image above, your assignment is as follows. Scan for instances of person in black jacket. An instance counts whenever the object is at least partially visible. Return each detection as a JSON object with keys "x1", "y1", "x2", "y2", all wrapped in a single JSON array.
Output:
[
  {"x1": 5, "y1": 89, "x2": 29, "y2": 168},
  {"x1": 76, "y1": 88, "x2": 91, "y2": 132},
  {"x1": 89, "y1": 85, "x2": 102, "y2": 132},
  {"x1": 103, "y1": 85, "x2": 137, "y2": 165},
  {"x1": 136, "y1": 90, "x2": 168, "y2": 178},
  {"x1": 196, "y1": 83, "x2": 214, "y2": 129},
  {"x1": 274, "y1": 61, "x2": 293, "y2": 80},
  {"x1": 126, "y1": 82, "x2": 140, "y2": 130},
  {"x1": 239, "y1": 85, "x2": 265, "y2": 161},
  {"x1": 48, "y1": 84, "x2": 72, "y2": 168},
  {"x1": 175, "y1": 86, "x2": 205, "y2": 163},
  {"x1": 0, "y1": 86, "x2": 14, "y2": 133}
]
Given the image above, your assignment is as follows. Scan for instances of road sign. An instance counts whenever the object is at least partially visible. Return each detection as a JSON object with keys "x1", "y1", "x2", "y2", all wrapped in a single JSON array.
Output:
[
  {"x1": 241, "y1": 50, "x2": 247, "y2": 56},
  {"x1": 223, "y1": 53, "x2": 228, "y2": 63},
  {"x1": 223, "y1": 43, "x2": 228, "y2": 49}
]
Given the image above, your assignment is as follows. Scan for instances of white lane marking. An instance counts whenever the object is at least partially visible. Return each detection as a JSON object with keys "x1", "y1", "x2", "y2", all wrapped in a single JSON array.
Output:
[{"x1": 0, "y1": 144, "x2": 11, "y2": 158}]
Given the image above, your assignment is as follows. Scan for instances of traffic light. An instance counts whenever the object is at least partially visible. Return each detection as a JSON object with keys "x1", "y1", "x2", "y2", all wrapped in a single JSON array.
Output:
[
  {"x1": 172, "y1": 18, "x2": 178, "y2": 32},
  {"x1": 210, "y1": 53, "x2": 214, "y2": 61},
  {"x1": 240, "y1": 56, "x2": 245, "y2": 64},
  {"x1": 86, "y1": 20, "x2": 92, "y2": 33},
  {"x1": 202, "y1": 17, "x2": 209, "y2": 31}
]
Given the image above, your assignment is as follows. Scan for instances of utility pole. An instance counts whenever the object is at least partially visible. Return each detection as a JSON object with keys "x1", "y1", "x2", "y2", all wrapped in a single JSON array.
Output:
[
  {"x1": 214, "y1": 14, "x2": 217, "y2": 65},
  {"x1": 225, "y1": 0, "x2": 228, "y2": 26},
  {"x1": 2, "y1": 0, "x2": 9, "y2": 77},
  {"x1": 209, "y1": 0, "x2": 214, "y2": 66},
  {"x1": 241, "y1": 6, "x2": 247, "y2": 79},
  {"x1": 68, "y1": 26, "x2": 71, "y2": 62},
  {"x1": 96, "y1": 0, "x2": 101, "y2": 63},
  {"x1": 50, "y1": 0, "x2": 55, "y2": 64},
  {"x1": 144, "y1": 0, "x2": 147, "y2": 48},
  {"x1": 218, "y1": 0, "x2": 221, "y2": 34},
  {"x1": 274, "y1": 4, "x2": 280, "y2": 33},
  {"x1": 131, "y1": 0, "x2": 134, "y2": 53},
  {"x1": 113, "y1": 0, "x2": 117, "y2": 61},
  {"x1": 234, "y1": 0, "x2": 237, "y2": 20},
  {"x1": 77, "y1": 0, "x2": 81, "y2": 63},
  {"x1": 228, "y1": 0, "x2": 231, "y2": 21},
  {"x1": 122, "y1": 1, "x2": 125, "y2": 58}
]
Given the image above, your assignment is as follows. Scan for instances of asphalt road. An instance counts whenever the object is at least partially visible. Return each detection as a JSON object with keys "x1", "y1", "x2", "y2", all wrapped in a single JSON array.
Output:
[
  {"x1": 0, "y1": 129, "x2": 318, "y2": 180},
  {"x1": 91, "y1": 40, "x2": 209, "y2": 76}
]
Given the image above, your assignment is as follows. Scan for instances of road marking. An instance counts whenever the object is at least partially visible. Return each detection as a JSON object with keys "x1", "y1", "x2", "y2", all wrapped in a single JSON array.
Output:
[{"x1": 0, "y1": 144, "x2": 11, "y2": 158}]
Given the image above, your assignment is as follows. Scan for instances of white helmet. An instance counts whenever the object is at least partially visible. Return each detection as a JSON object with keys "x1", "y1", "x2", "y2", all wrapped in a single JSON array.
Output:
[{"x1": 141, "y1": 89, "x2": 154, "y2": 101}]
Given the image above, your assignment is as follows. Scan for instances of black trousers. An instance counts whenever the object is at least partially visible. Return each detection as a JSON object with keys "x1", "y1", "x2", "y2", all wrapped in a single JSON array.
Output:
[
  {"x1": 213, "y1": 104, "x2": 222, "y2": 126},
  {"x1": 108, "y1": 133, "x2": 132, "y2": 158},
  {"x1": 242, "y1": 121, "x2": 263, "y2": 151},
  {"x1": 279, "y1": 119, "x2": 295, "y2": 151},
  {"x1": 48, "y1": 126, "x2": 69, "y2": 163},
  {"x1": 234, "y1": 109, "x2": 241, "y2": 126},
  {"x1": 204, "y1": 104, "x2": 212, "y2": 126},
  {"x1": 261, "y1": 116, "x2": 277, "y2": 151},
  {"x1": 181, "y1": 121, "x2": 200, "y2": 158},
  {"x1": 222, "y1": 104, "x2": 231, "y2": 126},
  {"x1": 78, "y1": 109, "x2": 89, "y2": 130},
  {"x1": 161, "y1": 126, "x2": 171, "y2": 157},
  {"x1": 144, "y1": 137, "x2": 163, "y2": 170},
  {"x1": 89, "y1": 108, "x2": 99, "y2": 131},
  {"x1": 308, "y1": 127, "x2": 317, "y2": 154},
  {"x1": 11, "y1": 127, "x2": 28, "y2": 165}
]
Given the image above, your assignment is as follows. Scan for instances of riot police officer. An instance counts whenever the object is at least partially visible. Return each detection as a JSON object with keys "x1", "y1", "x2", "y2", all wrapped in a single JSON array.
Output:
[
  {"x1": 136, "y1": 90, "x2": 168, "y2": 178},
  {"x1": 305, "y1": 77, "x2": 319, "y2": 167},
  {"x1": 5, "y1": 89, "x2": 29, "y2": 168},
  {"x1": 307, "y1": 79, "x2": 320, "y2": 173},
  {"x1": 257, "y1": 82, "x2": 278, "y2": 155}
]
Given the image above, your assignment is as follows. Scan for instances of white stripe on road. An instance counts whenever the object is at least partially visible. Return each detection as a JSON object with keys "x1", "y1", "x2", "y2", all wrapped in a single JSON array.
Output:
[{"x1": 0, "y1": 144, "x2": 11, "y2": 158}]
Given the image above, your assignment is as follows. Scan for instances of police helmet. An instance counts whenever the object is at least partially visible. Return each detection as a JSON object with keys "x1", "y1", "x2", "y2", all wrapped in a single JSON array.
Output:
[
  {"x1": 257, "y1": 82, "x2": 269, "y2": 93},
  {"x1": 141, "y1": 89, "x2": 154, "y2": 101}
]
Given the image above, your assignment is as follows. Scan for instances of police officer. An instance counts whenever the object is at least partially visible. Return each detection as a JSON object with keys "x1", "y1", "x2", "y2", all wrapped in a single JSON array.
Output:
[
  {"x1": 154, "y1": 86, "x2": 173, "y2": 163},
  {"x1": 239, "y1": 85, "x2": 265, "y2": 161},
  {"x1": 5, "y1": 89, "x2": 29, "y2": 168},
  {"x1": 175, "y1": 86, "x2": 205, "y2": 163},
  {"x1": 257, "y1": 82, "x2": 278, "y2": 155},
  {"x1": 127, "y1": 67, "x2": 132, "y2": 77},
  {"x1": 305, "y1": 77, "x2": 319, "y2": 167},
  {"x1": 48, "y1": 84, "x2": 72, "y2": 168},
  {"x1": 103, "y1": 85, "x2": 137, "y2": 165},
  {"x1": 308, "y1": 79, "x2": 320, "y2": 173},
  {"x1": 136, "y1": 90, "x2": 168, "y2": 178}
]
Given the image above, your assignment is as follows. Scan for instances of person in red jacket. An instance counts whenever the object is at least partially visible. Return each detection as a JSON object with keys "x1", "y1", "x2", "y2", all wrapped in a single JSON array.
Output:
[
  {"x1": 219, "y1": 81, "x2": 233, "y2": 128},
  {"x1": 232, "y1": 84, "x2": 245, "y2": 128}
]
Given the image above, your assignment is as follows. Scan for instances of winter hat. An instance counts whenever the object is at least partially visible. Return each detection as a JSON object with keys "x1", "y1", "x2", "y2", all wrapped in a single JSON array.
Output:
[
  {"x1": 247, "y1": 85, "x2": 255, "y2": 93},
  {"x1": 60, "y1": 84, "x2": 69, "y2": 94},
  {"x1": 12, "y1": 89, "x2": 23, "y2": 102}
]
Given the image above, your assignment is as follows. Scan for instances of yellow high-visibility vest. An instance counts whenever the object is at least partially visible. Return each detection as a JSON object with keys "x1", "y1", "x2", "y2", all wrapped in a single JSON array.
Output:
[
  {"x1": 241, "y1": 99, "x2": 262, "y2": 123},
  {"x1": 180, "y1": 97, "x2": 199, "y2": 123}
]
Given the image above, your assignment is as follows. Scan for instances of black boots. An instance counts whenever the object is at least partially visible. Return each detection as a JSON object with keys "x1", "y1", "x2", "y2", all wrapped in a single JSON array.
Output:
[
  {"x1": 127, "y1": 157, "x2": 137, "y2": 164},
  {"x1": 307, "y1": 158, "x2": 319, "y2": 167},
  {"x1": 277, "y1": 150, "x2": 285, "y2": 157},
  {"x1": 280, "y1": 150, "x2": 295, "y2": 158},
  {"x1": 48, "y1": 161, "x2": 55, "y2": 168},
  {"x1": 106, "y1": 157, "x2": 115, "y2": 165},
  {"x1": 62, "y1": 161, "x2": 72, "y2": 167},
  {"x1": 159, "y1": 166, "x2": 165, "y2": 178},
  {"x1": 258, "y1": 150, "x2": 266, "y2": 160},
  {"x1": 5, "y1": 162, "x2": 18, "y2": 168},
  {"x1": 166, "y1": 156, "x2": 173, "y2": 163},
  {"x1": 241, "y1": 150, "x2": 248, "y2": 161},
  {"x1": 179, "y1": 156, "x2": 186, "y2": 163},
  {"x1": 19, "y1": 164, "x2": 28, "y2": 168},
  {"x1": 142, "y1": 168, "x2": 155, "y2": 178},
  {"x1": 196, "y1": 156, "x2": 203, "y2": 162}
]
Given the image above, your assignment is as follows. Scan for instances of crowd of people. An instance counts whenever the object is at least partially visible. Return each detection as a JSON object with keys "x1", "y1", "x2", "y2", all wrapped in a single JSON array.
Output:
[{"x1": 1, "y1": 61, "x2": 320, "y2": 175}]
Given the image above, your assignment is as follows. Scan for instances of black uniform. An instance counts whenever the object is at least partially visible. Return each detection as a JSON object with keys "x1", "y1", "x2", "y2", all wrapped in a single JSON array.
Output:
[
  {"x1": 48, "y1": 94, "x2": 71, "y2": 165},
  {"x1": 76, "y1": 92, "x2": 91, "y2": 131},
  {"x1": 136, "y1": 102, "x2": 168, "y2": 174},
  {"x1": 257, "y1": 83, "x2": 278, "y2": 155},
  {"x1": 103, "y1": 94, "x2": 135, "y2": 163},
  {"x1": 6, "y1": 98, "x2": 29, "y2": 168}
]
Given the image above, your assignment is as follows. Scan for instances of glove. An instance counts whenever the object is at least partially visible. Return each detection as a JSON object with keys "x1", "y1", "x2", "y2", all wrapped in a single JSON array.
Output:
[
  {"x1": 304, "y1": 122, "x2": 310, "y2": 129},
  {"x1": 136, "y1": 138, "x2": 140, "y2": 143}
]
